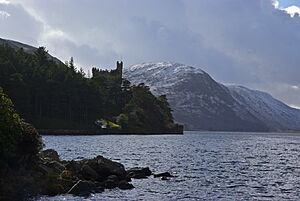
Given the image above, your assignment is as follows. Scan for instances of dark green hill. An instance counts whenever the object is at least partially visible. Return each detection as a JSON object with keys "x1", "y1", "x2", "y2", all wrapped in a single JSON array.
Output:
[{"x1": 0, "y1": 39, "x2": 182, "y2": 134}]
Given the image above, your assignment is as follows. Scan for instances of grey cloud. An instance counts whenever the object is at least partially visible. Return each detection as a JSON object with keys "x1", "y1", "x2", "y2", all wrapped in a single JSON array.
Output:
[
  {"x1": 183, "y1": 0, "x2": 300, "y2": 106},
  {"x1": 2, "y1": 0, "x2": 300, "y2": 107},
  {"x1": 0, "y1": 2, "x2": 43, "y2": 46},
  {"x1": 44, "y1": 37, "x2": 119, "y2": 70}
]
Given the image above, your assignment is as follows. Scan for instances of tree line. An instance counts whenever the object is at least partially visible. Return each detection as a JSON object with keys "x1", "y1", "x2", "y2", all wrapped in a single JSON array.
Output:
[{"x1": 0, "y1": 44, "x2": 182, "y2": 133}]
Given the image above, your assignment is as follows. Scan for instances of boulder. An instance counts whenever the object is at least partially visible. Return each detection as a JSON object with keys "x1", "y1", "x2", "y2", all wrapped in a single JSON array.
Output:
[
  {"x1": 38, "y1": 163, "x2": 56, "y2": 176},
  {"x1": 107, "y1": 175, "x2": 119, "y2": 182},
  {"x1": 65, "y1": 160, "x2": 82, "y2": 174},
  {"x1": 118, "y1": 180, "x2": 134, "y2": 190},
  {"x1": 47, "y1": 161, "x2": 65, "y2": 173},
  {"x1": 67, "y1": 180, "x2": 96, "y2": 196},
  {"x1": 153, "y1": 172, "x2": 174, "y2": 178},
  {"x1": 40, "y1": 149, "x2": 60, "y2": 161},
  {"x1": 45, "y1": 183, "x2": 64, "y2": 196},
  {"x1": 127, "y1": 167, "x2": 152, "y2": 179},
  {"x1": 86, "y1": 156, "x2": 126, "y2": 180},
  {"x1": 104, "y1": 179, "x2": 118, "y2": 189},
  {"x1": 80, "y1": 164, "x2": 99, "y2": 181},
  {"x1": 104, "y1": 175, "x2": 120, "y2": 189},
  {"x1": 58, "y1": 178, "x2": 76, "y2": 192},
  {"x1": 35, "y1": 154, "x2": 155, "y2": 197},
  {"x1": 60, "y1": 170, "x2": 75, "y2": 180},
  {"x1": 95, "y1": 186, "x2": 105, "y2": 193}
]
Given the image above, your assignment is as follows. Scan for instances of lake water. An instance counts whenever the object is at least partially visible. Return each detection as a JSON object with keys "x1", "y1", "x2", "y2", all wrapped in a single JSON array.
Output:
[{"x1": 38, "y1": 131, "x2": 300, "y2": 201}]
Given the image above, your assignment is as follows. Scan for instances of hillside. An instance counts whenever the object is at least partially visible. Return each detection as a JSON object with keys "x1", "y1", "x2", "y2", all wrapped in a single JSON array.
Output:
[
  {"x1": 228, "y1": 85, "x2": 300, "y2": 131},
  {"x1": 0, "y1": 38, "x2": 63, "y2": 65},
  {"x1": 124, "y1": 62, "x2": 300, "y2": 132},
  {"x1": 0, "y1": 39, "x2": 182, "y2": 134}
]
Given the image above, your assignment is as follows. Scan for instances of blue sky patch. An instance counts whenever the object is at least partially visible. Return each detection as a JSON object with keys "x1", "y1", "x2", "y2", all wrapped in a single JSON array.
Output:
[{"x1": 278, "y1": 0, "x2": 300, "y2": 7}]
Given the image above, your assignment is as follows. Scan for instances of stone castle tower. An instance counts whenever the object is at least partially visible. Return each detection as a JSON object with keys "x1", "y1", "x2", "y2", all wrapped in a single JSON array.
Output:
[{"x1": 116, "y1": 61, "x2": 123, "y2": 77}]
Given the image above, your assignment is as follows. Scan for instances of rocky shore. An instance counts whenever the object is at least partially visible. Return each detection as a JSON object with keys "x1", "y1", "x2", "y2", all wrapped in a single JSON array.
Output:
[
  {"x1": 0, "y1": 87, "x2": 177, "y2": 201},
  {"x1": 39, "y1": 149, "x2": 140, "y2": 196},
  {"x1": 1, "y1": 149, "x2": 174, "y2": 200}
]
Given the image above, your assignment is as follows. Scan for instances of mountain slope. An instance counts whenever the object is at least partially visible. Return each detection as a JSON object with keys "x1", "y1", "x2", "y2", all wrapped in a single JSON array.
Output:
[
  {"x1": 228, "y1": 85, "x2": 300, "y2": 131},
  {"x1": 124, "y1": 62, "x2": 300, "y2": 131},
  {"x1": 125, "y1": 62, "x2": 268, "y2": 131},
  {"x1": 0, "y1": 38, "x2": 63, "y2": 65}
]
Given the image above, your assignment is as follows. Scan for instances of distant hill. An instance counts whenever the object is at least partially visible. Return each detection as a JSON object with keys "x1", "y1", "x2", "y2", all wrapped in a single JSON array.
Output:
[
  {"x1": 124, "y1": 62, "x2": 300, "y2": 132},
  {"x1": 0, "y1": 38, "x2": 63, "y2": 65},
  {"x1": 228, "y1": 85, "x2": 300, "y2": 131}
]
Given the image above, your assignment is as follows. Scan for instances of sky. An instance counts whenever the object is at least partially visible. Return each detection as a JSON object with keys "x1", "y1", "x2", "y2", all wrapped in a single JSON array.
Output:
[
  {"x1": 278, "y1": 0, "x2": 300, "y2": 7},
  {"x1": 0, "y1": 0, "x2": 300, "y2": 109}
]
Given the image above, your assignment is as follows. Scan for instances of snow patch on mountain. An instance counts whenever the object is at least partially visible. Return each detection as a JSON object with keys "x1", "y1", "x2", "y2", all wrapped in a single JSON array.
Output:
[
  {"x1": 128, "y1": 62, "x2": 204, "y2": 75},
  {"x1": 125, "y1": 62, "x2": 205, "y2": 95},
  {"x1": 228, "y1": 85, "x2": 300, "y2": 130},
  {"x1": 125, "y1": 62, "x2": 300, "y2": 131}
]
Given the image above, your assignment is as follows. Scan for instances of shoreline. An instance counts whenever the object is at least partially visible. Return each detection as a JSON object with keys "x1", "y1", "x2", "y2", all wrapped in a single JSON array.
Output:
[
  {"x1": 38, "y1": 129, "x2": 183, "y2": 136},
  {"x1": 38, "y1": 129, "x2": 300, "y2": 136},
  {"x1": 185, "y1": 130, "x2": 300, "y2": 134}
]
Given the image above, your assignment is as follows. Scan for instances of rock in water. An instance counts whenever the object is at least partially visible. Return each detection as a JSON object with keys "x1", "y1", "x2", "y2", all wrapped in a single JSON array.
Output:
[
  {"x1": 67, "y1": 180, "x2": 97, "y2": 196},
  {"x1": 118, "y1": 180, "x2": 134, "y2": 190},
  {"x1": 87, "y1": 155, "x2": 127, "y2": 179},
  {"x1": 104, "y1": 175, "x2": 120, "y2": 189},
  {"x1": 65, "y1": 160, "x2": 82, "y2": 174},
  {"x1": 154, "y1": 172, "x2": 174, "y2": 178},
  {"x1": 80, "y1": 164, "x2": 99, "y2": 181},
  {"x1": 47, "y1": 161, "x2": 65, "y2": 172},
  {"x1": 40, "y1": 149, "x2": 60, "y2": 161},
  {"x1": 126, "y1": 167, "x2": 152, "y2": 179}
]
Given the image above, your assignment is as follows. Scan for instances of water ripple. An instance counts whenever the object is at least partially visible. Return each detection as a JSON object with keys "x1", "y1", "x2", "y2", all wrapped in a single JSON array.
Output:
[{"x1": 38, "y1": 132, "x2": 300, "y2": 200}]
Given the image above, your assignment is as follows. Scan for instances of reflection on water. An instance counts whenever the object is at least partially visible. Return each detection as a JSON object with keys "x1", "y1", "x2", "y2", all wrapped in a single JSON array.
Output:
[{"x1": 38, "y1": 132, "x2": 300, "y2": 200}]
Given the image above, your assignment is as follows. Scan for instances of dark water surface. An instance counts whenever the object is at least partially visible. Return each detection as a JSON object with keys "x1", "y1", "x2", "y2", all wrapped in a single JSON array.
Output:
[{"x1": 38, "y1": 132, "x2": 300, "y2": 200}]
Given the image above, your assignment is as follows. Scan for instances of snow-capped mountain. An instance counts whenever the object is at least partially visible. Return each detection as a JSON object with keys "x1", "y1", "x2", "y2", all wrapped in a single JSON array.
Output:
[
  {"x1": 228, "y1": 85, "x2": 300, "y2": 131},
  {"x1": 128, "y1": 62, "x2": 205, "y2": 96},
  {"x1": 124, "y1": 62, "x2": 300, "y2": 131}
]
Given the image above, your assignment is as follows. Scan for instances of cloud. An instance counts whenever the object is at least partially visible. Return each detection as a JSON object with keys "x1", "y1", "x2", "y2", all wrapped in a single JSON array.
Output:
[
  {"x1": 0, "y1": 10, "x2": 10, "y2": 18},
  {"x1": 0, "y1": 0, "x2": 300, "y2": 108},
  {"x1": 273, "y1": 0, "x2": 280, "y2": 8},
  {"x1": 284, "y1": 5, "x2": 300, "y2": 17},
  {"x1": 0, "y1": 0, "x2": 10, "y2": 4},
  {"x1": 0, "y1": 2, "x2": 43, "y2": 46},
  {"x1": 43, "y1": 37, "x2": 119, "y2": 70},
  {"x1": 272, "y1": 1, "x2": 300, "y2": 17}
]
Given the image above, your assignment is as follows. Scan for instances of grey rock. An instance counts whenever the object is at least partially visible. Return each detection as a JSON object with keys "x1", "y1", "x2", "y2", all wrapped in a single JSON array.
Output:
[
  {"x1": 154, "y1": 172, "x2": 174, "y2": 178},
  {"x1": 65, "y1": 160, "x2": 82, "y2": 174},
  {"x1": 127, "y1": 167, "x2": 152, "y2": 179},
  {"x1": 86, "y1": 155, "x2": 126, "y2": 179},
  {"x1": 118, "y1": 180, "x2": 134, "y2": 190},
  {"x1": 47, "y1": 161, "x2": 65, "y2": 173},
  {"x1": 38, "y1": 163, "x2": 55, "y2": 175},
  {"x1": 58, "y1": 179, "x2": 76, "y2": 192},
  {"x1": 104, "y1": 179, "x2": 118, "y2": 189},
  {"x1": 107, "y1": 175, "x2": 119, "y2": 182},
  {"x1": 80, "y1": 164, "x2": 99, "y2": 181},
  {"x1": 67, "y1": 180, "x2": 96, "y2": 196},
  {"x1": 40, "y1": 149, "x2": 60, "y2": 161}
]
